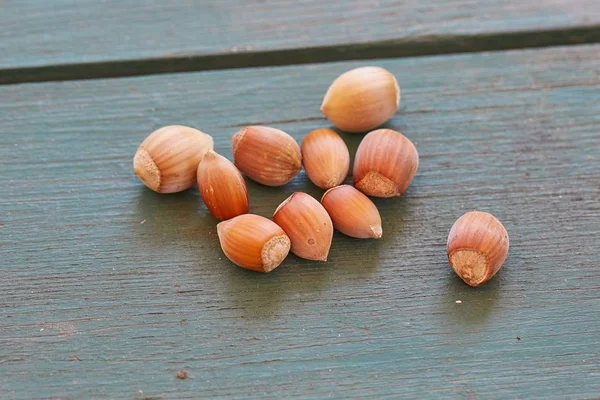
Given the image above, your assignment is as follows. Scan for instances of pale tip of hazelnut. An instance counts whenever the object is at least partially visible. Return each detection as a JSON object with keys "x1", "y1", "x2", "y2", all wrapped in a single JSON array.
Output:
[
  {"x1": 203, "y1": 149, "x2": 219, "y2": 160},
  {"x1": 231, "y1": 127, "x2": 247, "y2": 157},
  {"x1": 370, "y1": 225, "x2": 383, "y2": 239},
  {"x1": 320, "y1": 93, "x2": 329, "y2": 115},
  {"x1": 216, "y1": 219, "x2": 228, "y2": 240},
  {"x1": 393, "y1": 75, "x2": 401, "y2": 108},
  {"x1": 261, "y1": 235, "x2": 291, "y2": 272},
  {"x1": 273, "y1": 193, "x2": 295, "y2": 216},
  {"x1": 133, "y1": 148, "x2": 161, "y2": 192},
  {"x1": 355, "y1": 171, "x2": 399, "y2": 198},
  {"x1": 449, "y1": 249, "x2": 488, "y2": 287},
  {"x1": 320, "y1": 186, "x2": 336, "y2": 202},
  {"x1": 323, "y1": 174, "x2": 342, "y2": 189}
]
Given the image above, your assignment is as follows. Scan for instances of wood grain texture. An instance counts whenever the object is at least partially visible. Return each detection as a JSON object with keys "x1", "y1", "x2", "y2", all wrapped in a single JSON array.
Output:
[
  {"x1": 1, "y1": 45, "x2": 599, "y2": 398},
  {"x1": 1, "y1": 0, "x2": 600, "y2": 73}
]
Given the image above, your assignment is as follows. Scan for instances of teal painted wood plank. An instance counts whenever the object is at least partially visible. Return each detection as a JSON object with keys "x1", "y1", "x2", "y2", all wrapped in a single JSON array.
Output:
[
  {"x1": 1, "y1": 45, "x2": 599, "y2": 399},
  {"x1": 1, "y1": 0, "x2": 599, "y2": 72}
]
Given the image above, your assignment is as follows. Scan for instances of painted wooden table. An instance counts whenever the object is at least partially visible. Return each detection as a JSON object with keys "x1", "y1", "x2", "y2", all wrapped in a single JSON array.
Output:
[{"x1": 1, "y1": 1, "x2": 599, "y2": 399}]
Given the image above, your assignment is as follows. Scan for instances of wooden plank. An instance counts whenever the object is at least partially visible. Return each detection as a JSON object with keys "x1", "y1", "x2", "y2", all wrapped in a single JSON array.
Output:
[
  {"x1": 1, "y1": 45, "x2": 599, "y2": 398},
  {"x1": 1, "y1": 0, "x2": 600, "y2": 83}
]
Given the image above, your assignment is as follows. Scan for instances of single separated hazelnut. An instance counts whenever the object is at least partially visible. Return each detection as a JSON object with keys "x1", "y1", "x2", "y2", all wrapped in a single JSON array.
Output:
[{"x1": 447, "y1": 211, "x2": 510, "y2": 287}]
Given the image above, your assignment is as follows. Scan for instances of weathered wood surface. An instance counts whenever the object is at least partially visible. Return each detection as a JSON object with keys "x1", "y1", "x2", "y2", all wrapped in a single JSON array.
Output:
[
  {"x1": 1, "y1": 45, "x2": 599, "y2": 398},
  {"x1": 1, "y1": 0, "x2": 600, "y2": 82}
]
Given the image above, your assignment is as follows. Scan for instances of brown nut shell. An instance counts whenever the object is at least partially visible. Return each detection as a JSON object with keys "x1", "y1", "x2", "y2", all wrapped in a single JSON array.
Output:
[
  {"x1": 321, "y1": 66, "x2": 400, "y2": 133},
  {"x1": 133, "y1": 125, "x2": 214, "y2": 193},
  {"x1": 353, "y1": 129, "x2": 419, "y2": 198},
  {"x1": 301, "y1": 128, "x2": 350, "y2": 189},
  {"x1": 197, "y1": 150, "x2": 249, "y2": 221},
  {"x1": 232, "y1": 126, "x2": 302, "y2": 186},
  {"x1": 273, "y1": 192, "x2": 333, "y2": 261},
  {"x1": 447, "y1": 211, "x2": 510, "y2": 287},
  {"x1": 320, "y1": 185, "x2": 382, "y2": 239},
  {"x1": 217, "y1": 214, "x2": 290, "y2": 273}
]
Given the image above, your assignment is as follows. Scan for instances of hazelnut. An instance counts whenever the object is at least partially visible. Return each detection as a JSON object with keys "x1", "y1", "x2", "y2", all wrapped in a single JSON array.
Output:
[
  {"x1": 353, "y1": 128, "x2": 419, "y2": 198},
  {"x1": 301, "y1": 128, "x2": 350, "y2": 189},
  {"x1": 273, "y1": 192, "x2": 333, "y2": 261},
  {"x1": 321, "y1": 185, "x2": 382, "y2": 239},
  {"x1": 321, "y1": 66, "x2": 400, "y2": 133},
  {"x1": 232, "y1": 126, "x2": 302, "y2": 186},
  {"x1": 133, "y1": 125, "x2": 213, "y2": 193},
  {"x1": 217, "y1": 214, "x2": 290, "y2": 273},
  {"x1": 197, "y1": 150, "x2": 249, "y2": 221},
  {"x1": 447, "y1": 211, "x2": 510, "y2": 287}
]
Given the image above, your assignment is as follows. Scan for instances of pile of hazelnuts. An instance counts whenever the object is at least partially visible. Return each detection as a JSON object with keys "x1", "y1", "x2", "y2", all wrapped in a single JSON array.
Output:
[{"x1": 134, "y1": 67, "x2": 509, "y2": 287}]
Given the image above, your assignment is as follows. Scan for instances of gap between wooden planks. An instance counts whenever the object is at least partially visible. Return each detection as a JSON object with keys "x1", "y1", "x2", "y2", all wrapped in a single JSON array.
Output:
[{"x1": 1, "y1": 26, "x2": 600, "y2": 85}]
